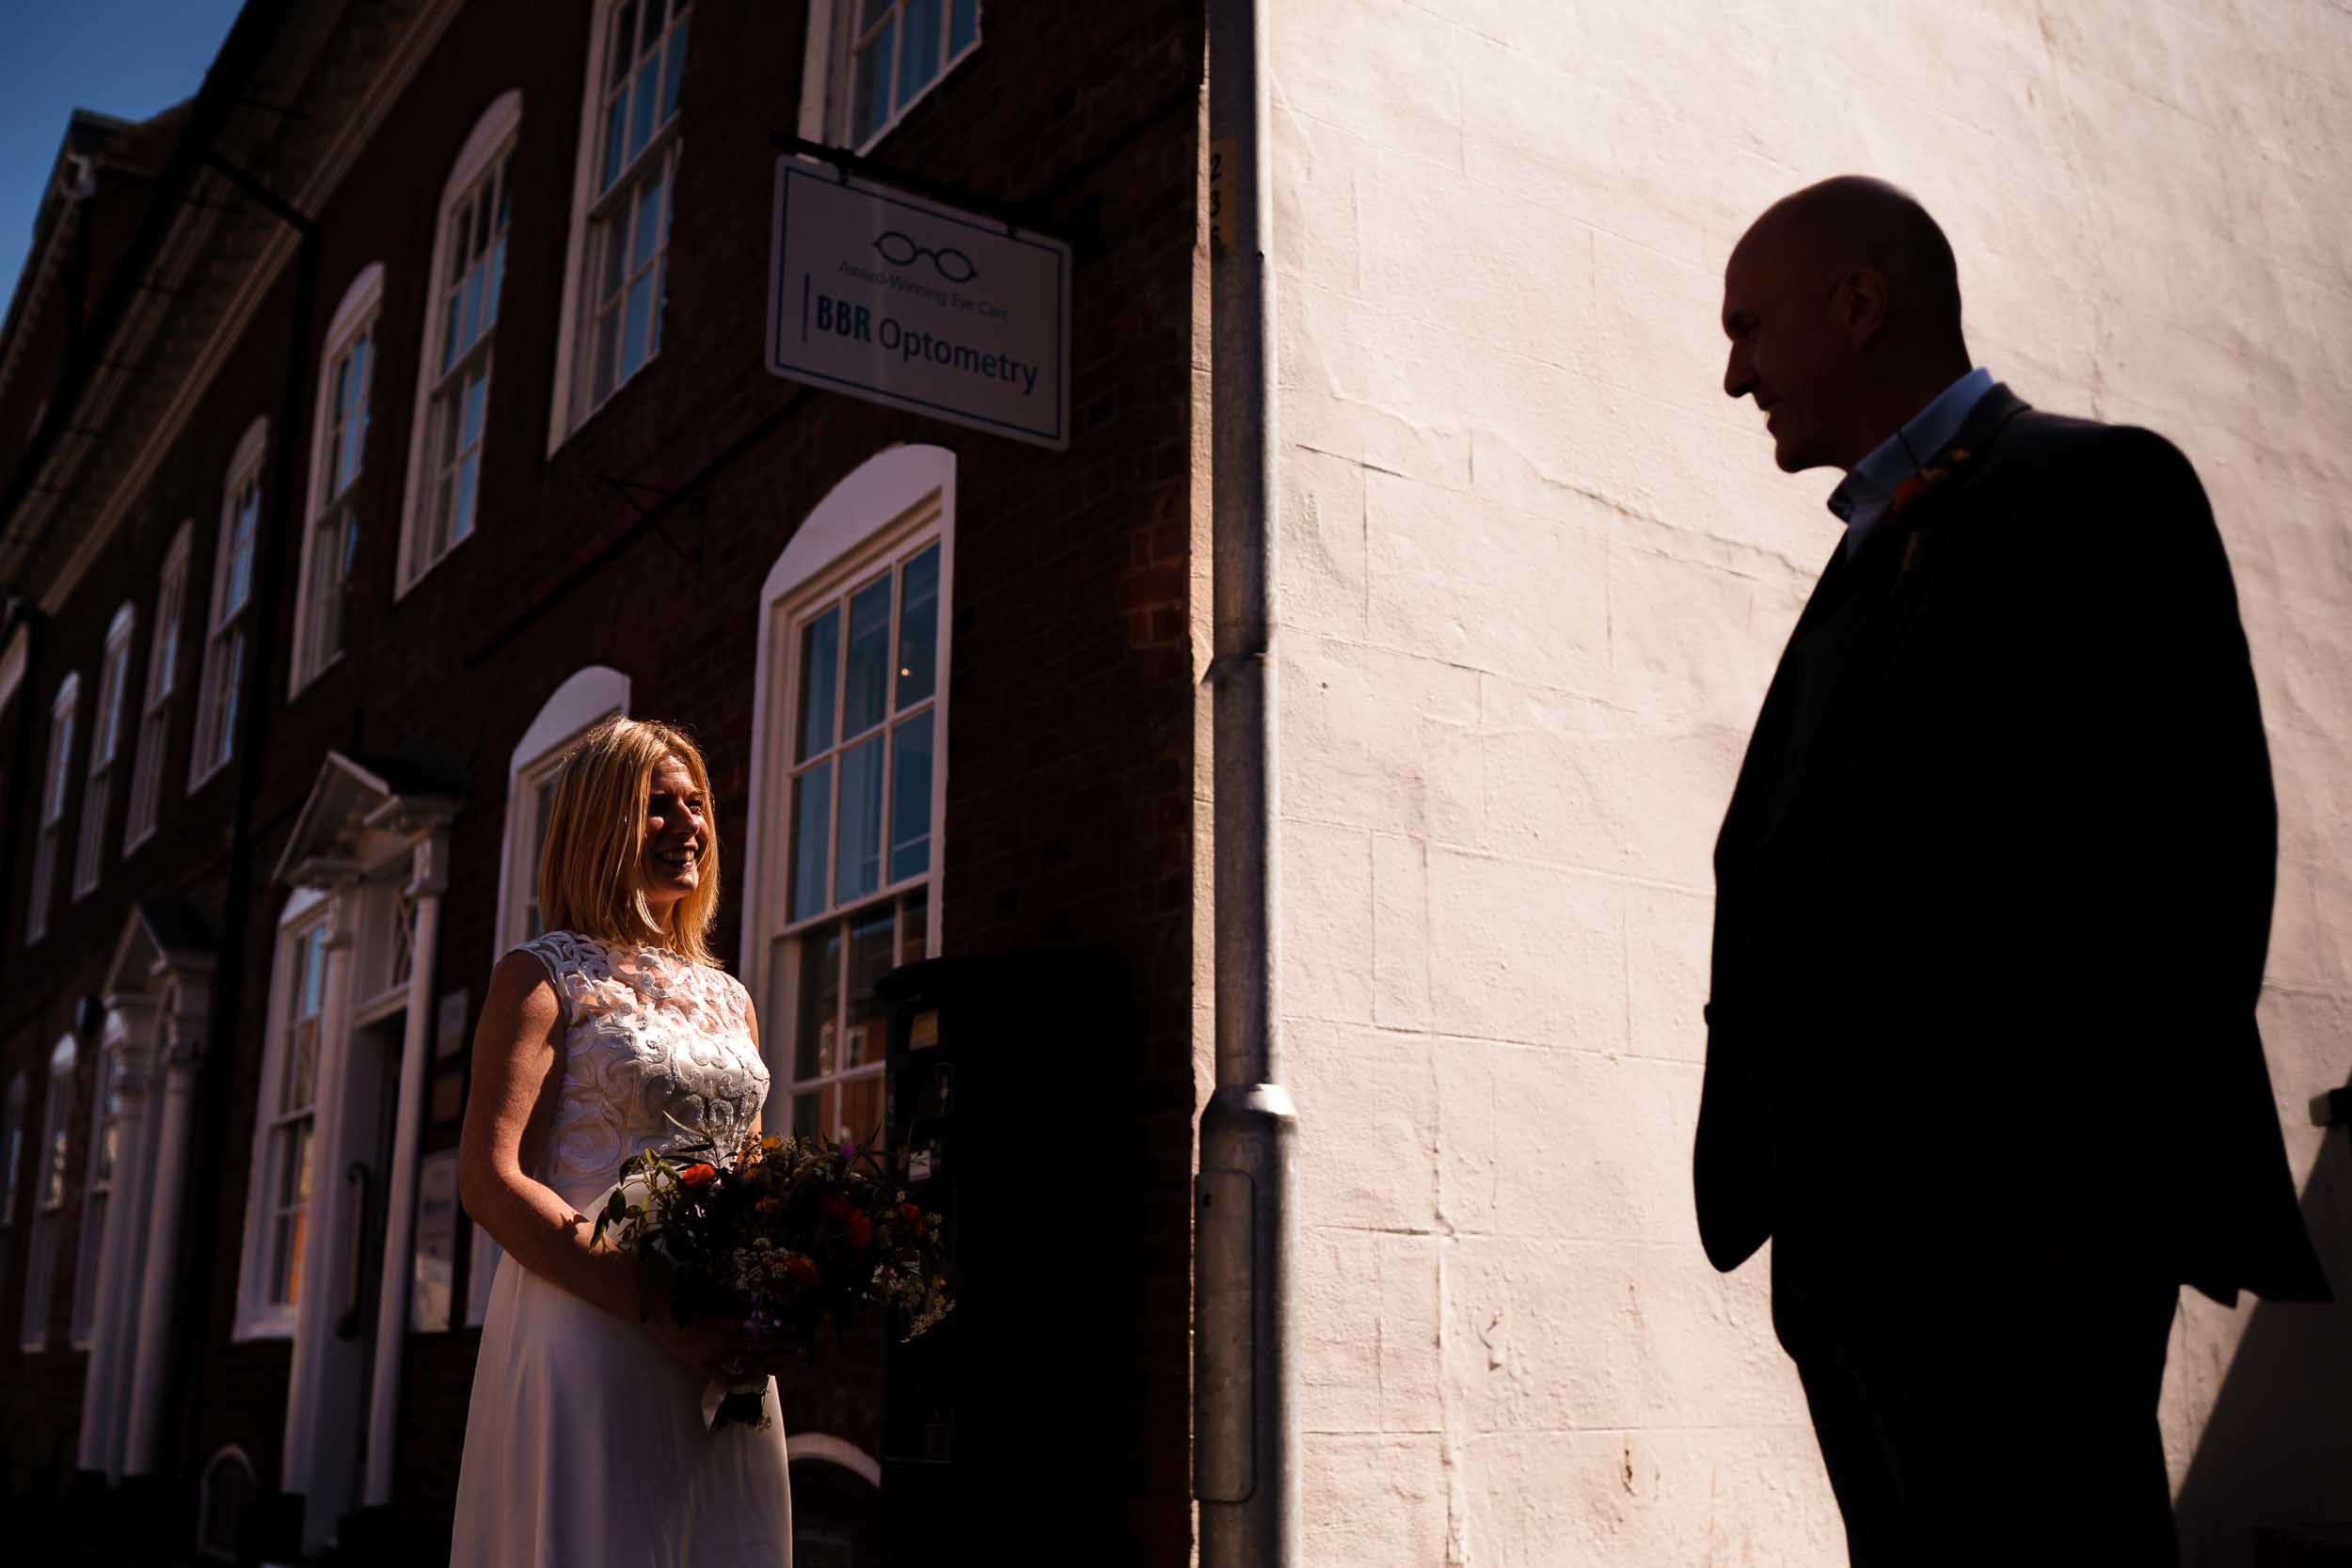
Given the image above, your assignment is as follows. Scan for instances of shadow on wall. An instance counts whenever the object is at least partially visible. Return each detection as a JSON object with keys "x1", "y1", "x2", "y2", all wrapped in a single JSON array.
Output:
[{"x1": 2174, "y1": 1123, "x2": 2352, "y2": 1566}]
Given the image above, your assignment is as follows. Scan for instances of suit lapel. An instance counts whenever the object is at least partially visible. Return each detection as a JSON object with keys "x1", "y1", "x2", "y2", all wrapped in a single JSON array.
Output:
[{"x1": 1744, "y1": 386, "x2": 2032, "y2": 862}]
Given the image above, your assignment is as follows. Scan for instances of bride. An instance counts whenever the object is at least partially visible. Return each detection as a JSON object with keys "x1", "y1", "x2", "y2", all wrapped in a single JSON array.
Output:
[{"x1": 452, "y1": 716, "x2": 793, "y2": 1565}]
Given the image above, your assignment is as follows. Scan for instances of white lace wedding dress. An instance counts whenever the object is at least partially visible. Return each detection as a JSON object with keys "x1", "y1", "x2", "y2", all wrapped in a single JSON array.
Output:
[{"x1": 451, "y1": 931, "x2": 792, "y2": 1566}]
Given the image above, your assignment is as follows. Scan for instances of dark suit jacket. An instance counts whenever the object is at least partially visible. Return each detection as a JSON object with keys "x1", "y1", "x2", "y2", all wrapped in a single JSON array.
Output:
[{"x1": 1694, "y1": 384, "x2": 2330, "y2": 1307}]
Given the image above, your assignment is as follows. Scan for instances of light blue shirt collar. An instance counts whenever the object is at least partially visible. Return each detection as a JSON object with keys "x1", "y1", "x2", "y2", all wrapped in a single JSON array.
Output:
[{"x1": 1827, "y1": 366, "x2": 1994, "y2": 557}]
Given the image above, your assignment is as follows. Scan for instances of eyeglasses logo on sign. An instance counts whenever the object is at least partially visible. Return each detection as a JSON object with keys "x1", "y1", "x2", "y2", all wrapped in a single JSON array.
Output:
[{"x1": 875, "y1": 230, "x2": 978, "y2": 285}]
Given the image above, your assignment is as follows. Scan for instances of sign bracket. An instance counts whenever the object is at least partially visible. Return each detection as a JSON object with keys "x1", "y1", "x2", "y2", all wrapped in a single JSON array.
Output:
[{"x1": 767, "y1": 132, "x2": 1086, "y2": 245}]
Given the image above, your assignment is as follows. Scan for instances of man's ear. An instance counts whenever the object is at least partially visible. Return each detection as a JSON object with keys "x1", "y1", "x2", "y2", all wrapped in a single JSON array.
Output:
[{"x1": 1833, "y1": 266, "x2": 1890, "y2": 347}]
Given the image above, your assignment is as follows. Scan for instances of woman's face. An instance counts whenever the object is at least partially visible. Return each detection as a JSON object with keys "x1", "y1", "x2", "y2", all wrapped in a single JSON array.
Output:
[{"x1": 639, "y1": 752, "x2": 708, "y2": 926}]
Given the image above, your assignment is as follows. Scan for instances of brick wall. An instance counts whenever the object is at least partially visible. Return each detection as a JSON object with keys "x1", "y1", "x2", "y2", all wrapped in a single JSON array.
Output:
[{"x1": 0, "y1": 0, "x2": 1207, "y2": 1560}]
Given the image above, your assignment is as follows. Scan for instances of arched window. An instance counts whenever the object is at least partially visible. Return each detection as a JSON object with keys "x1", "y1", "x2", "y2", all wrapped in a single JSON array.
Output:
[
  {"x1": 70, "y1": 1037, "x2": 128, "y2": 1345},
  {"x1": 196, "y1": 1445, "x2": 257, "y2": 1561},
  {"x1": 232, "y1": 888, "x2": 328, "y2": 1340},
  {"x1": 787, "y1": 1433, "x2": 883, "y2": 1566},
  {"x1": 27, "y1": 672, "x2": 81, "y2": 945},
  {"x1": 72, "y1": 603, "x2": 135, "y2": 899},
  {"x1": 799, "y1": 0, "x2": 981, "y2": 151},
  {"x1": 123, "y1": 522, "x2": 192, "y2": 852},
  {"x1": 399, "y1": 91, "x2": 520, "y2": 593},
  {"x1": 548, "y1": 0, "x2": 689, "y2": 445},
  {"x1": 20, "y1": 1035, "x2": 79, "y2": 1350},
  {"x1": 0, "y1": 1072, "x2": 27, "y2": 1310},
  {"x1": 292, "y1": 263, "x2": 384, "y2": 692},
  {"x1": 743, "y1": 446, "x2": 953, "y2": 1143},
  {"x1": 468, "y1": 664, "x2": 631, "y2": 1327},
  {"x1": 191, "y1": 418, "x2": 268, "y2": 788}
]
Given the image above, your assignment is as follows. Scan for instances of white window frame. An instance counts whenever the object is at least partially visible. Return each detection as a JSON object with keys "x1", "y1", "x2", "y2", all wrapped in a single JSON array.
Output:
[
  {"x1": 0, "y1": 1071, "x2": 26, "y2": 1313},
  {"x1": 124, "y1": 524, "x2": 192, "y2": 853},
  {"x1": 232, "y1": 889, "x2": 330, "y2": 1341},
  {"x1": 291, "y1": 264, "x2": 384, "y2": 696},
  {"x1": 72, "y1": 605, "x2": 135, "y2": 900},
  {"x1": 190, "y1": 419, "x2": 267, "y2": 791},
  {"x1": 742, "y1": 446, "x2": 953, "y2": 1139},
  {"x1": 27, "y1": 672, "x2": 80, "y2": 946},
  {"x1": 798, "y1": 0, "x2": 982, "y2": 152},
  {"x1": 21, "y1": 1035, "x2": 78, "y2": 1351},
  {"x1": 69, "y1": 1040, "x2": 125, "y2": 1347},
  {"x1": 547, "y1": 0, "x2": 690, "y2": 451},
  {"x1": 467, "y1": 665, "x2": 632, "y2": 1327},
  {"x1": 398, "y1": 91, "x2": 521, "y2": 597}
]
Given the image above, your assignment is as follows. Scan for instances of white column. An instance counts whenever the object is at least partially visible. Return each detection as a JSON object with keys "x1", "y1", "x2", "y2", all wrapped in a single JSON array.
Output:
[
  {"x1": 122, "y1": 976, "x2": 211, "y2": 1477},
  {"x1": 281, "y1": 879, "x2": 366, "y2": 1549},
  {"x1": 78, "y1": 995, "x2": 161, "y2": 1481},
  {"x1": 361, "y1": 828, "x2": 448, "y2": 1509}
]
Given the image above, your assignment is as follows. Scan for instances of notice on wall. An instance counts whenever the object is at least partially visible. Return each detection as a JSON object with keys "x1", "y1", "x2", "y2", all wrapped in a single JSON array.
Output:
[
  {"x1": 412, "y1": 1149, "x2": 459, "y2": 1333},
  {"x1": 768, "y1": 160, "x2": 1072, "y2": 451}
]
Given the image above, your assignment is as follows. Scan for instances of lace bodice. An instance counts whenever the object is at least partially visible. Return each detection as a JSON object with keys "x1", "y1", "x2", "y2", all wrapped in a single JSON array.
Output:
[{"x1": 514, "y1": 930, "x2": 770, "y2": 1204}]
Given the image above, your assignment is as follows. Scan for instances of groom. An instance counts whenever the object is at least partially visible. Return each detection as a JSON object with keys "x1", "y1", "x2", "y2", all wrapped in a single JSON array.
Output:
[{"x1": 1695, "y1": 176, "x2": 2329, "y2": 1564}]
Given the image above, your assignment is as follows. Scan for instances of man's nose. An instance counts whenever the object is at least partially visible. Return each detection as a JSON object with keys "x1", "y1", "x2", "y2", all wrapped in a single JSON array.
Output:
[{"x1": 1723, "y1": 346, "x2": 1754, "y2": 401}]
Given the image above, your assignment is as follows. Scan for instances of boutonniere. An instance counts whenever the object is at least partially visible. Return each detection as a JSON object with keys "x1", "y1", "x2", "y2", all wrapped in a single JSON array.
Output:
[
  {"x1": 1889, "y1": 446, "x2": 1971, "y2": 517},
  {"x1": 1888, "y1": 446, "x2": 1973, "y2": 590}
]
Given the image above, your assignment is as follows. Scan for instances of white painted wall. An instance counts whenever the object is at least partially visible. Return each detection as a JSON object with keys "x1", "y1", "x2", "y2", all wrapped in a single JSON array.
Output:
[{"x1": 1266, "y1": 2, "x2": 2352, "y2": 1561}]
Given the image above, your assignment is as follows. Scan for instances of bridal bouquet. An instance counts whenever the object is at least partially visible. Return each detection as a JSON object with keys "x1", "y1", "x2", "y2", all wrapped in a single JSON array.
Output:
[{"x1": 595, "y1": 1129, "x2": 954, "y2": 1431}]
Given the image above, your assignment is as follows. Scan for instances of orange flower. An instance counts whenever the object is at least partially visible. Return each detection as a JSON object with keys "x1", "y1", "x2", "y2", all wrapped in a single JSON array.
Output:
[{"x1": 678, "y1": 1163, "x2": 718, "y2": 1189}]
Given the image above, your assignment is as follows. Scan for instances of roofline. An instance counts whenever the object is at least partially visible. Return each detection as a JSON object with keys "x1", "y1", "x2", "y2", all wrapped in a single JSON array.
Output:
[{"x1": 0, "y1": 0, "x2": 291, "y2": 581}]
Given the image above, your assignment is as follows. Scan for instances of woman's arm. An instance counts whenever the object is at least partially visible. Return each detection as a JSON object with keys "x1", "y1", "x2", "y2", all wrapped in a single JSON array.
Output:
[
  {"x1": 456, "y1": 950, "x2": 643, "y2": 1322},
  {"x1": 457, "y1": 952, "x2": 754, "y2": 1381}
]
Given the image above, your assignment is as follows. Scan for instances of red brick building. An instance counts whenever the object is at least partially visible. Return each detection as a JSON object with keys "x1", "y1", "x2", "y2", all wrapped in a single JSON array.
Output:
[{"x1": 0, "y1": 2, "x2": 1203, "y2": 1561}]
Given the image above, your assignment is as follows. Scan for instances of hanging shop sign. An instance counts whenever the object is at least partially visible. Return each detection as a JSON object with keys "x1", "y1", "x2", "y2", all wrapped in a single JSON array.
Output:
[{"x1": 768, "y1": 159, "x2": 1072, "y2": 451}]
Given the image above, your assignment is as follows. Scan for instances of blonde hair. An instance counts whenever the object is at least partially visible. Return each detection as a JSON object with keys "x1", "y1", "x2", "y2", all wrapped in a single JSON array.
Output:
[{"x1": 536, "y1": 716, "x2": 722, "y2": 965}]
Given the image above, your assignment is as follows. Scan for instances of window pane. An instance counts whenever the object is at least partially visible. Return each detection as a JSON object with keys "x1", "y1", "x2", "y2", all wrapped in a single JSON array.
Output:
[
  {"x1": 649, "y1": 250, "x2": 667, "y2": 357},
  {"x1": 901, "y1": 886, "x2": 929, "y2": 963},
  {"x1": 660, "y1": 14, "x2": 689, "y2": 120},
  {"x1": 217, "y1": 629, "x2": 245, "y2": 760},
  {"x1": 835, "y1": 1069, "x2": 884, "y2": 1153},
  {"x1": 596, "y1": 209, "x2": 629, "y2": 308},
  {"x1": 834, "y1": 735, "x2": 884, "y2": 904},
  {"x1": 852, "y1": 25, "x2": 891, "y2": 142},
  {"x1": 949, "y1": 0, "x2": 977, "y2": 53},
  {"x1": 790, "y1": 1090, "x2": 819, "y2": 1140},
  {"x1": 888, "y1": 709, "x2": 932, "y2": 882},
  {"x1": 896, "y1": 542, "x2": 940, "y2": 707},
  {"x1": 842, "y1": 576, "x2": 892, "y2": 737},
  {"x1": 600, "y1": 94, "x2": 629, "y2": 192},
  {"x1": 797, "y1": 609, "x2": 839, "y2": 762},
  {"x1": 639, "y1": 0, "x2": 665, "y2": 55},
  {"x1": 611, "y1": 2, "x2": 639, "y2": 85},
  {"x1": 631, "y1": 168, "x2": 667, "y2": 272},
  {"x1": 620, "y1": 270, "x2": 655, "y2": 382},
  {"x1": 628, "y1": 56, "x2": 660, "y2": 163},
  {"x1": 789, "y1": 760, "x2": 833, "y2": 922},
  {"x1": 452, "y1": 449, "x2": 481, "y2": 546},
  {"x1": 794, "y1": 925, "x2": 841, "y2": 1081},
  {"x1": 287, "y1": 1019, "x2": 318, "y2": 1113},
  {"x1": 897, "y1": 0, "x2": 942, "y2": 104},
  {"x1": 843, "y1": 908, "x2": 894, "y2": 1072}
]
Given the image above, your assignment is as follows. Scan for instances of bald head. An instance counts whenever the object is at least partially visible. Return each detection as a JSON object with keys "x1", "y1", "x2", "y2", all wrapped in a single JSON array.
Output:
[
  {"x1": 1739, "y1": 176, "x2": 1963, "y2": 344},
  {"x1": 1720, "y1": 176, "x2": 1974, "y2": 474}
]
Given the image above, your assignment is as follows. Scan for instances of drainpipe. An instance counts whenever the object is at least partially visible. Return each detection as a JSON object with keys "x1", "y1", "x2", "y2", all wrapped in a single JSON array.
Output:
[{"x1": 1197, "y1": 0, "x2": 1297, "y2": 1561}]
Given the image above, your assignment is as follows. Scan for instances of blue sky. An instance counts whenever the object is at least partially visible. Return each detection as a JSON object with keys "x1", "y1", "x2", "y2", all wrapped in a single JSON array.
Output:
[{"x1": 0, "y1": 0, "x2": 245, "y2": 312}]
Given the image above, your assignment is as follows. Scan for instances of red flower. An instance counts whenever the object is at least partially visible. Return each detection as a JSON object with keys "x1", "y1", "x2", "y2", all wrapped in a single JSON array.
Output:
[
  {"x1": 678, "y1": 1163, "x2": 718, "y2": 1189},
  {"x1": 782, "y1": 1254, "x2": 820, "y2": 1290},
  {"x1": 899, "y1": 1202, "x2": 922, "y2": 1226}
]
